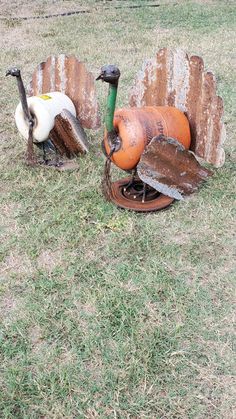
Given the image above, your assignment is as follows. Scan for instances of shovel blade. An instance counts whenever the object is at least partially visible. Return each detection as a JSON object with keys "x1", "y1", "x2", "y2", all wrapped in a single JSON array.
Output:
[{"x1": 137, "y1": 136, "x2": 213, "y2": 200}]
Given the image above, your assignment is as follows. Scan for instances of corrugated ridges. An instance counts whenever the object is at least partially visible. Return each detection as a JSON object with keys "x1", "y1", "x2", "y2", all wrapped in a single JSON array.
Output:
[
  {"x1": 137, "y1": 136, "x2": 213, "y2": 200},
  {"x1": 129, "y1": 48, "x2": 225, "y2": 167},
  {"x1": 28, "y1": 54, "x2": 101, "y2": 129},
  {"x1": 50, "y1": 109, "x2": 89, "y2": 158}
]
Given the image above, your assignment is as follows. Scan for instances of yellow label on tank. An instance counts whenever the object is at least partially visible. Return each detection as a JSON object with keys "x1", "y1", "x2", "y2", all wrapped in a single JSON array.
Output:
[{"x1": 38, "y1": 94, "x2": 52, "y2": 100}]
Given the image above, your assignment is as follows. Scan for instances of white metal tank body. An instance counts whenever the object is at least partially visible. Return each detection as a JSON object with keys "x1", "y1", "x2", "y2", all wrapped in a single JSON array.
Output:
[{"x1": 15, "y1": 92, "x2": 76, "y2": 142}]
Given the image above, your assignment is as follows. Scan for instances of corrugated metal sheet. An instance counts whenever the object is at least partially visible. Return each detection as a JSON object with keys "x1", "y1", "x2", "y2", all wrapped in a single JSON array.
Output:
[
  {"x1": 137, "y1": 136, "x2": 213, "y2": 200},
  {"x1": 28, "y1": 54, "x2": 100, "y2": 129},
  {"x1": 129, "y1": 48, "x2": 226, "y2": 167},
  {"x1": 50, "y1": 109, "x2": 89, "y2": 158}
]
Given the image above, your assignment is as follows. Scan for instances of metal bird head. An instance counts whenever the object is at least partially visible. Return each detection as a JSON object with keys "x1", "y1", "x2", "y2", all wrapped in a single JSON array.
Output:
[
  {"x1": 6, "y1": 67, "x2": 21, "y2": 77},
  {"x1": 96, "y1": 65, "x2": 120, "y2": 85}
]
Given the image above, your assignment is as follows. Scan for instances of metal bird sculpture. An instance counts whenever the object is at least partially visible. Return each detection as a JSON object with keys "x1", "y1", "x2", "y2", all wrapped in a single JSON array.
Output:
[
  {"x1": 97, "y1": 64, "x2": 212, "y2": 211},
  {"x1": 6, "y1": 66, "x2": 89, "y2": 168}
]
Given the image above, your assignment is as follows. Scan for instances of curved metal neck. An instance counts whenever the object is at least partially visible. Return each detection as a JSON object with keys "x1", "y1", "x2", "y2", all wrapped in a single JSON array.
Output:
[
  {"x1": 105, "y1": 81, "x2": 118, "y2": 134},
  {"x1": 16, "y1": 73, "x2": 32, "y2": 123}
]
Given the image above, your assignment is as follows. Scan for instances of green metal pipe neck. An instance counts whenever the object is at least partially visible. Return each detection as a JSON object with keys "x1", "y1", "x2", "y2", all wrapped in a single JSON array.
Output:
[{"x1": 105, "y1": 82, "x2": 118, "y2": 134}]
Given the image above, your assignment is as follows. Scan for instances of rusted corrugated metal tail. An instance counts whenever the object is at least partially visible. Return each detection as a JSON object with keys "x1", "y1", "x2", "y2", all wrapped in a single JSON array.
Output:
[
  {"x1": 130, "y1": 48, "x2": 225, "y2": 167},
  {"x1": 28, "y1": 54, "x2": 101, "y2": 130}
]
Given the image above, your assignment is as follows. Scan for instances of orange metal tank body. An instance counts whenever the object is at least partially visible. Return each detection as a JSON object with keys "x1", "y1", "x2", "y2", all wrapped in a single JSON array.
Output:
[{"x1": 104, "y1": 106, "x2": 191, "y2": 170}]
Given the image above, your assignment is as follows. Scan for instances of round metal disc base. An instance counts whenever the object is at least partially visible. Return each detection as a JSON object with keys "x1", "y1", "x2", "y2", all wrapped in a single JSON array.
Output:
[{"x1": 109, "y1": 177, "x2": 174, "y2": 212}]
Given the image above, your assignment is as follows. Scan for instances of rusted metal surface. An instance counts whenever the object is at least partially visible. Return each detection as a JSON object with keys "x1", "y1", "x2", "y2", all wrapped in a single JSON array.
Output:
[
  {"x1": 137, "y1": 136, "x2": 213, "y2": 200},
  {"x1": 105, "y1": 177, "x2": 174, "y2": 212},
  {"x1": 129, "y1": 48, "x2": 226, "y2": 167},
  {"x1": 28, "y1": 54, "x2": 100, "y2": 129},
  {"x1": 50, "y1": 109, "x2": 89, "y2": 158},
  {"x1": 102, "y1": 155, "x2": 174, "y2": 212}
]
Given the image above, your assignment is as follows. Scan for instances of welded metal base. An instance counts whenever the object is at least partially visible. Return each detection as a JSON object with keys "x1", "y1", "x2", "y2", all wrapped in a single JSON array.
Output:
[{"x1": 108, "y1": 177, "x2": 174, "y2": 212}]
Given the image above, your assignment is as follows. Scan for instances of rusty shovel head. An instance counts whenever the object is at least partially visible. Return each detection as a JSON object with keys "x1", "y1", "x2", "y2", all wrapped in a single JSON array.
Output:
[
  {"x1": 50, "y1": 109, "x2": 89, "y2": 158},
  {"x1": 137, "y1": 136, "x2": 213, "y2": 200}
]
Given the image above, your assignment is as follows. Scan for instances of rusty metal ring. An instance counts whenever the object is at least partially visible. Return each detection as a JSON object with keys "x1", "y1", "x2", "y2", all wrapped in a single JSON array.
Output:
[{"x1": 108, "y1": 177, "x2": 174, "y2": 212}]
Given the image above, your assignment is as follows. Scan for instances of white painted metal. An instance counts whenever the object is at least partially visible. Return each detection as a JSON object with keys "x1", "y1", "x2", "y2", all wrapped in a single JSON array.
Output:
[{"x1": 15, "y1": 92, "x2": 76, "y2": 142}]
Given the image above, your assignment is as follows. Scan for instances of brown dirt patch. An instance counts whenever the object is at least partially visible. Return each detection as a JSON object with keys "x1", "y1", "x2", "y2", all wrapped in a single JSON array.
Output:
[
  {"x1": 37, "y1": 249, "x2": 64, "y2": 272},
  {"x1": 0, "y1": 252, "x2": 34, "y2": 281}
]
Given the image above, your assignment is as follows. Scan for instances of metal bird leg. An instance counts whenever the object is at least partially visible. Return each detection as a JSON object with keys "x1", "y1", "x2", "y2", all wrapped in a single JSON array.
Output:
[
  {"x1": 123, "y1": 169, "x2": 137, "y2": 192},
  {"x1": 42, "y1": 142, "x2": 48, "y2": 164},
  {"x1": 142, "y1": 183, "x2": 147, "y2": 203},
  {"x1": 27, "y1": 120, "x2": 37, "y2": 166},
  {"x1": 54, "y1": 148, "x2": 62, "y2": 167},
  {"x1": 6, "y1": 67, "x2": 37, "y2": 166},
  {"x1": 122, "y1": 169, "x2": 148, "y2": 203}
]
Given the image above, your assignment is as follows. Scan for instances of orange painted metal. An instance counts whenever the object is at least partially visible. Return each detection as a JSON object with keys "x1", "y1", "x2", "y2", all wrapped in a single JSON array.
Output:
[{"x1": 104, "y1": 106, "x2": 191, "y2": 170}]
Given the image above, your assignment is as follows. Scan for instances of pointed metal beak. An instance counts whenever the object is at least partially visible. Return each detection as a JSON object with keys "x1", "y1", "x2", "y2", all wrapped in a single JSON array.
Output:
[{"x1": 5, "y1": 67, "x2": 20, "y2": 77}]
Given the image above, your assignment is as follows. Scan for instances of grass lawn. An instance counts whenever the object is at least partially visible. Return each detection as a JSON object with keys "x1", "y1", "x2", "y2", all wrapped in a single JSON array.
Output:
[{"x1": 0, "y1": 0, "x2": 235, "y2": 417}]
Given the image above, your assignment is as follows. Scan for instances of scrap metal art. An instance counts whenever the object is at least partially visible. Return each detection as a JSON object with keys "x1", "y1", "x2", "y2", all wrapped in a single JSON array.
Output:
[
  {"x1": 6, "y1": 49, "x2": 224, "y2": 210},
  {"x1": 28, "y1": 54, "x2": 100, "y2": 130},
  {"x1": 50, "y1": 109, "x2": 89, "y2": 158},
  {"x1": 137, "y1": 136, "x2": 212, "y2": 201},
  {"x1": 6, "y1": 55, "x2": 100, "y2": 167},
  {"x1": 130, "y1": 48, "x2": 226, "y2": 168},
  {"x1": 98, "y1": 60, "x2": 214, "y2": 212}
]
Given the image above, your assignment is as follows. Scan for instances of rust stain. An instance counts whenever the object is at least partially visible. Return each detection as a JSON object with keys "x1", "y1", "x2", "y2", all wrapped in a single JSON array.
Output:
[
  {"x1": 187, "y1": 55, "x2": 204, "y2": 151},
  {"x1": 129, "y1": 49, "x2": 225, "y2": 167},
  {"x1": 50, "y1": 109, "x2": 89, "y2": 158},
  {"x1": 102, "y1": 158, "x2": 174, "y2": 212},
  {"x1": 156, "y1": 48, "x2": 168, "y2": 106},
  {"x1": 137, "y1": 136, "x2": 213, "y2": 200},
  {"x1": 195, "y1": 71, "x2": 216, "y2": 158},
  {"x1": 210, "y1": 96, "x2": 226, "y2": 166},
  {"x1": 28, "y1": 54, "x2": 100, "y2": 129}
]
